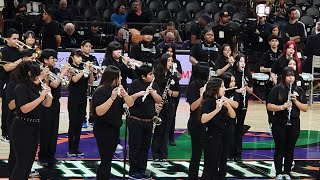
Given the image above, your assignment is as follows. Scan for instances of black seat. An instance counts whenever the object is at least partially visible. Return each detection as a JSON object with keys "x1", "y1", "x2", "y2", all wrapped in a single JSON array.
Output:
[
  {"x1": 296, "y1": 0, "x2": 311, "y2": 11},
  {"x1": 176, "y1": 9, "x2": 191, "y2": 23},
  {"x1": 300, "y1": 15, "x2": 315, "y2": 34},
  {"x1": 314, "y1": 0, "x2": 320, "y2": 7},
  {"x1": 103, "y1": 8, "x2": 113, "y2": 21},
  {"x1": 195, "y1": 10, "x2": 208, "y2": 20},
  {"x1": 185, "y1": 1, "x2": 200, "y2": 13},
  {"x1": 149, "y1": 0, "x2": 164, "y2": 12},
  {"x1": 71, "y1": 6, "x2": 81, "y2": 17},
  {"x1": 223, "y1": 3, "x2": 236, "y2": 15},
  {"x1": 150, "y1": 19, "x2": 163, "y2": 32},
  {"x1": 84, "y1": 6, "x2": 98, "y2": 20},
  {"x1": 204, "y1": 2, "x2": 219, "y2": 14},
  {"x1": 95, "y1": 0, "x2": 109, "y2": 13},
  {"x1": 157, "y1": 9, "x2": 172, "y2": 22},
  {"x1": 213, "y1": 11, "x2": 220, "y2": 22},
  {"x1": 232, "y1": 12, "x2": 246, "y2": 23},
  {"x1": 306, "y1": 6, "x2": 319, "y2": 19},
  {"x1": 78, "y1": 0, "x2": 91, "y2": 10},
  {"x1": 167, "y1": 0, "x2": 182, "y2": 13},
  {"x1": 112, "y1": 0, "x2": 128, "y2": 10}
]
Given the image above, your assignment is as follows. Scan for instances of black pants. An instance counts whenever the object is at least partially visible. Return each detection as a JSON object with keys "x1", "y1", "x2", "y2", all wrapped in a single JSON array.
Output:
[
  {"x1": 219, "y1": 119, "x2": 235, "y2": 176},
  {"x1": 93, "y1": 123, "x2": 119, "y2": 180},
  {"x1": 169, "y1": 96, "x2": 180, "y2": 141},
  {"x1": 10, "y1": 117, "x2": 39, "y2": 180},
  {"x1": 1, "y1": 82, "x2": 8, "y2": 136},
  {"x1": 201, "y1": 130, "x2": 223, "y2": 180},
  {"x1": 68, "y1": 98, "x2": 87, "y2": 151},
  {"x1": 272, "y1": 123, "x2": 300, "y2": 175},
  {"x1": 39, "y1": 101, "x2": 60, "y2": 162},
  {"x1": 7, "y1": 109, "x2": 15, "y2": 176},
  {"x1": 151, "y1": 101, "x2": 175, "y2": 160},
  {"x1": 187, "y1": 118, "x2": 205, "y2": 179},
  {"x1": 128, "y1": 118, "x2": 153, "y2": 174},
  {"x1": 234, "y1": 109, "x2": 247, "y2": 158}
]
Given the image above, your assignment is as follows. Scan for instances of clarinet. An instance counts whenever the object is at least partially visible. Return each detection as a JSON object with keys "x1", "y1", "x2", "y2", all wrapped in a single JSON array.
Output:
[
  {"x1": 286, "y1": 81, "x2": 293, "y2": 126},
  {"x1": 117, "y1": 81, "x2": 130, "y2": 116},
  {"x1": 142, "y1": 78, "x2": 155, "y2": 102},
  {"x1": 241, "y1": 67, "x2": 246, "y2": 109}
]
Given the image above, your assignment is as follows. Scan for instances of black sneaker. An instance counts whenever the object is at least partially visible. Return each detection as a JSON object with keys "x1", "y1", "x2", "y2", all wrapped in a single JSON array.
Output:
[
  {"x1": 37, "y1": 159, "x2": 49, "y2": 167},
  {"x1": 1, "y1": 135, "x2": 9, "y2": 143},
  {"x1": 67, "y1": 150, "x2": 76, "y2": 157},
  {"x1": 128, "y1": 172, "x2": 143, "y2": 179},
  {"x1": 141, "y1": 170, "x2": 151, "y2": 179},
  {"x1": 75, "y1": 149, "x2": 84, "y2": 157}
]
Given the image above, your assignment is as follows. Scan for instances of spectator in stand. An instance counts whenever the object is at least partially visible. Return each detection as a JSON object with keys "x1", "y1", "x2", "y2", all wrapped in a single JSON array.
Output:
[
  {"x1": 41, "y1": 7, "x2": 61, "y2": 50},
  {"x1": 283, "y1": 7, "x2": 306, "y2": 52},
  {"x1": 190, "y1": 13, "x2": 212, "y2": 47},
  {"x1": 302, "y1": 22, "x2": 320, "y2": 74},
  {"x1": 270, "y1": 0, "x2": 288, "y2": 36},
  {"x1": 126, "y1": 0, "x2": 150, "y2": 30},
  {"x1": 271, "y1": 24, "x2": 284, "y2": 51},
  {"x1": 157, "y1": 32, "x2": 180, "y2": 49},
  {"x1": 111, "y1": 4, "x2": 128, "y2": 29},
  {"x1": 54, "y1": 0, "x2": 73, "y2": 23},
  {"x1": 61, "y1": 23, "x2": 83, "y2": 48},
  {"x1": 255, "y1": 15, "x2": 272, "y2": 55},
  {"x1": 84, "y1": 21, "x2": 102, "y2": 49},
  {"x1": 159, "y1": 21, "x2": 182, "y2": 43}
]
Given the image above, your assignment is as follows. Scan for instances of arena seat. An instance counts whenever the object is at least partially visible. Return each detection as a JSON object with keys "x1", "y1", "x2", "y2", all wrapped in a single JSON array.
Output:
[
  {"x1": 176, "y1": 9, "x2": 192, "y2": 23},
  {"x1": 204, "y1": 2, "x2": 219, "y2": 14}
]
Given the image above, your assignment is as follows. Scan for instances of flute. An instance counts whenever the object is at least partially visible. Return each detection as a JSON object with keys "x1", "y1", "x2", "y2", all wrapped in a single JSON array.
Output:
[
  {"x1": 117, "y1": 82, "x2": 122, "y2": 98},
  {"x1": 142, "y1": 78, "x2": 155, "y2": 102},
  {"x1": 241, "y1": 67, "x2": 246, "y2": 109},
  {"x1": 38, "y1": 78, "x2": 53, "y2": 98}
]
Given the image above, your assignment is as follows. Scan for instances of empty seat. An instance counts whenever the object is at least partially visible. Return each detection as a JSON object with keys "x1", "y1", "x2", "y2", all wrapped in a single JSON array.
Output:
[
  {"x1": 84, "y1": 6, "x2": 98, "y2": 20},
  {"x1": 78, "y1": 0, "x2": 91, "y2": 9},
  {"x1": 306, "y1": 6, "x2": 320, "y2": 20},
  {"x1": 149, "y1": 0, "x2": 164, "y2": 12},
  {"x1": 232, "y1": 12, "x2": 246, "y2": 23},
  {"x1": 223, "y1": 3, "x2": 236, "y2": 15},
  {"x1": 112, "y1": 0, "x2": 128, "y2": 10},
  {"x1": 296, "y1": 0, "x2": 311, "y2": 11},
  {"x1": 103, "y1": 8, "x2": 113, "y2": 21},
  {"x1": 314, "y1": 0, "x2": 320, "y2": 7},
  {"x1": 204, "y1": 2, "x2": 219, "y2": 14},
  {"x1": 167, "y1": 0, "x2": 182, "y2": 13},
  {"x1": 176, "y1": 9, "x2": 191, "y2": 23},
  {"x1": 95, "y1": 0, "x2": 109, "y2": 12},
  {"x1": 185, "y1": 1, "x2": 201, "y2": 13},
  {"x1": 157, "y1": 9, "x2": 172, "y2": 22},
  {"x1": 300, "y1": 15, "x2": 315, "y2": 33}
]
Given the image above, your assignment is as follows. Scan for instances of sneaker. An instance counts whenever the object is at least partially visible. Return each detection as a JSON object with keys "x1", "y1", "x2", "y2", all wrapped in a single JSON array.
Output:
[
  {"x1": 75, "y1": 149, "x2": 84, "y2": 157},
  {"x1": 1, "y1": 135, "x2": 9, "y2": 143},
  {"x1": 283, "y1": 174, "x2": 291, "y2": 180},
  {"x1": 153, "y1": 159, "x2": 161, "y2": 165},
  {"x1": 115, "y1": 144, "x2": 123, "y2": 154},
  {"x1": 29, "y1": 170, "x2": 39, "y2": 178},
  {"x1": 67, "y1": 150, "x2": 76, "y2": 157},
  {"x1": 37, "y1": 159, "x2": 49, "y2": 167},
  {"x1": 169, "y1": 140, "x2": 176, "y2": 146},
  {"x1": 276, "y1": 174, "x2": 284, "y2": 180},
  {"x1": 141, "y1": 171, "x2": 151, "y2": 179},
  {"x1": 82, "y1": 122, "x2": 88, "y2": 128},
  {"x1": 128, "y1": 172, "x2": 143, "y2": 179},
  {"x1": 160, "y1": 159, "x2": 169, "y2": 166}
]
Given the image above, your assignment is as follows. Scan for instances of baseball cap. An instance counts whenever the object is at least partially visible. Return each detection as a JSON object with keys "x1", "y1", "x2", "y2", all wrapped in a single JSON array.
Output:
[
  {"x1": 219, "y1": 11, "x2": 230, "y2": 17},
  {"x1": 200, "y1": 13, "x2": 213, "y2": 22}
]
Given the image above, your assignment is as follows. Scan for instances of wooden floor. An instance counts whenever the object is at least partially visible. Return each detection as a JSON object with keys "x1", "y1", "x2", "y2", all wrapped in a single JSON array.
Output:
[{"x1": 0, "y1": 97, "x2": 319, "y2": 159}]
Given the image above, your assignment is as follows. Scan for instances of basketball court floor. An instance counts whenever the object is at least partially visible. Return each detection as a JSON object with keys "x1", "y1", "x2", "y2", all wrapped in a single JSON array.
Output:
[{"x1": 0, "y1": 96, "x2": 320, "y2": 179}]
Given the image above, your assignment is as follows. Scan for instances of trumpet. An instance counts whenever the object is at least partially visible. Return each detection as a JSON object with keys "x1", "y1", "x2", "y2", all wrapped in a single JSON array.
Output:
[
  {"x1": 39, "y1": 66, "x2": 69, "y2": 87},
  {"x1": 142, "y1": 78, "x2": 155, "y2": 102},
  {"x1": 38, "y1": 78, "x2": 53, "y2": 98},
  {"x1": 118, "y1": 53, "x2": 141, "y2": 70}
]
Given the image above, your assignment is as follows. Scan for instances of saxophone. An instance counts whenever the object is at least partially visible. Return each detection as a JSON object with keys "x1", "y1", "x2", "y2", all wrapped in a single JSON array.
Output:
[
  {"x1": 152, "y1": 74, "x2": 174, "y2": 125},
  {"x1": 286, "y1": 81, "x2": 293, "y2": 126},
  {"x1": 241, "y1": 67, "x2": 247, "y2": 110}
]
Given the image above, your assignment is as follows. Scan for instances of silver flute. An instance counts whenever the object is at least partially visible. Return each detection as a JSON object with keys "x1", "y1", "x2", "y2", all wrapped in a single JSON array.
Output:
[
  {"x1": 38, "y1": 78, "x2": 53, "y2": 98},
  {"x1": 241, "y1": 67, "x2": 246, "y2": 109},
  {"x1": 286, "y1": 81, "x2": 293, "y2": 126},
  {"x1": 142, "y1": 78, "x2": 155, "y2": 102}
]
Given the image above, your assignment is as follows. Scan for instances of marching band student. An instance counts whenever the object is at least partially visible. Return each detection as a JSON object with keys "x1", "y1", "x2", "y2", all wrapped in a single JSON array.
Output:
[
  {"x1": 67, "y1": 49, "x2": 94, "y2": 157},
  {"x1": 267, "y1": 67, "x2": 308, "y2": 180},
  {"x1": 10, "y1": 61, "x2": 52, "y2": 180},
  {"x1": 271, "y1": 41, "x2": 301, "y2": 85},
  {"x1": 151, "y1": 53, "x2": 179, "y2": 166},
  {"x1": 219, "y1": 72, "x2": 239, "y2": 177},
  {"x1": 162, "y1": 44, "x2": 182, "y2": 146},
  {"x1": 0, "y1": 28, "x2": 22, "y2": 143},
  {"x1": 38, "y1": 49, "x2": 70, "y2": 166},
  {"x1": 23, "y1": 30, "x2": 36, "y2": 48},
  {"x1": 127, "y1": 65, "x2": 162, "y2": 179},
  {"x1": 92, "y1": 65, "x2": 134, "y2": 180},
  {"x1": 230, "y1": 54, "x2": 253, "y2": 162},
  {"x1": 200, "y1": 77, "x2": 236, "y2": 179},
  {"x1": 215, "y1": 44, "x2": 234, "y2": 76},
  {"x1": 186, "y1": 64, "x2": 209, "y2": 179}
]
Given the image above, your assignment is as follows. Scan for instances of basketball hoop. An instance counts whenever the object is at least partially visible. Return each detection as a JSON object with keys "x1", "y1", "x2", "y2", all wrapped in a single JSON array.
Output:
[{"x1": 256, "y1": 4, "x2": 270, "y2": 17}]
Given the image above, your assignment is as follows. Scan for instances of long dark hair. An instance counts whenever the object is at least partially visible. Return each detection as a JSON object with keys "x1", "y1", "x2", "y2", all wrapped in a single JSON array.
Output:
[
  {"x1": 186, "y1": 64, "x2": 209, "y2": 98},
  {"x1": 276, "y1": 66, "x2": 297, "y2": 102},
  {"x1": 14, "y1": 61, "x2": 40, "y2": 83},
  {"x1": 68, "y1": 49, "x2": 83, "y2": 64},
  {"x1": 99, "y1": 65, "x2": 121, "y2": 87},
  {"x1": 162, "y1": 43, "x2": 177, "y2": 60},
  {"x1": 104, "y1": 41, "x2": 122, "y2": 65},
  {"x1": 154, "y1": 53, "x2": 171, "y2": 81},
  {"x1": 221, "y1": 72, "x2": 234, "y2": 89},
  {"x1": 203, "y1": 78, "x2": 223, "y2": 99},
  {"x1": 232, "y1": 53, "x2": 251, "y2": 77}
]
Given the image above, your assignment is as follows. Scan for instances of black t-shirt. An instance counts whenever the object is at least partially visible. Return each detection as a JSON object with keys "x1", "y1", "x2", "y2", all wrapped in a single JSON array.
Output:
[
  {"x1": 201, "y1": 98, "x2": 228, "y2": 132},
  {"x1": 271, "y1": 55, "x2": 290, "y2": 77},
  {"x1": 15, "y1": 82, "x2": 41, "y2": 119},
  {"x1": 42, "y1": 21, "x2": 61, "y2": 50},
  {"x1": 277, "y1": 73, "x2": 306, "y2": 92},
  {"x1": 50, "y1": 67, "x2": 61, "y2": 101},
  {"x1": 155, "y1": 72, "x2": 179, "y2": 100},
  {"x1": 128, "y1": 79, "x2": 161, "y2": 118},
  {"x1": 0, "y1": 45, "x2": 22, "y2": 82},
  {"x1": 5, "y1": 79, "x2": 17, "y2": 105},
  {"x1": 126, "y1": 11, "x2": 150, "y2": 30},
  {"x1": 231, "y1": 69, "x2": 253, "y2": 109},
  {"x1": 211, "y1": 24, "x2": 235, "y2": 47},
  {"x1": 268, "y1": 84, "x2": 306, "y2": 126},
  {"x1": 92, "y1": 86, "x2": 125, "y2": 128},
  {"x1": 190, "y1": 23, "x2": 203, "y2": 43},
  {"x1": 129, "y1": 41, "x2": 161, "y2": 66},
  {"x1": 190, "y1": 41, "x2": 220, "y2": 69},
  {"x1": 260, "y1": 49, "x2": 282, "y2": 69},
  {"x1": 186, "y1": 80, "x2": 205, "y2": 122},
  {"x1": 214, "y1": 55, "x2": 231, "y2": 73},
  {"x1": 68, "y1": 64, "x2": 89, "y2": 102},
  {"x1": 61, "y1": 31, "x2": 83, "y2": 48},
  {"x1": 82, "y1": 54, "x2": 99, "y2": 66}
]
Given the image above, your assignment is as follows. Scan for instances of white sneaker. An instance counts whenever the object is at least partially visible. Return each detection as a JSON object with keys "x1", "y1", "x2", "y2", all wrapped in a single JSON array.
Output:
[
  {"x1": 283, "y1": 174, "x2": 291, "y2": 180},
  {"x1": 1, "y1": 135, "x2": 9, "y2": 143},
  {"x1": 276, "y1": 174, "x2": 283, "y2": 180},
  {"x1": 29, "y1": 170, "x2": 39, "y2": 177},
  {"x1": 115, "y1": 144, "x2": 123, "y2": 153}
]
